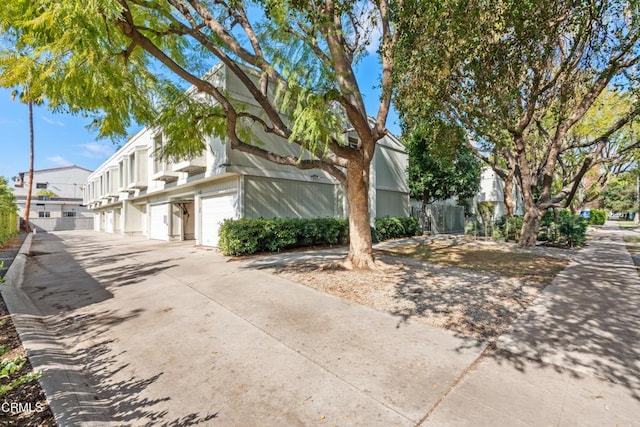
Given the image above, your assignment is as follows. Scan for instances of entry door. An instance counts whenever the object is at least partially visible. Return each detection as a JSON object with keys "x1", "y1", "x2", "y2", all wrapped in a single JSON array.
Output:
[
  {"x1": 201, "y1": 194, "x2": 237, "y2": 247},
  {"x1": 149, "y1": 204, "x2": 169, "y2": 241}
]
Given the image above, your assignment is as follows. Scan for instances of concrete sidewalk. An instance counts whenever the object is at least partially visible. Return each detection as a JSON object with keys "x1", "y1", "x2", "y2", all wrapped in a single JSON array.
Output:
[
  {"x1": 4, "y1": 225, "x2": 640, "y2": 426},
  {"x1": 425, "y1": 222, "x2": 640, "y2": 426},
  {"x1": 2, "y1": 231, "x2": 484, "y2": 426}
]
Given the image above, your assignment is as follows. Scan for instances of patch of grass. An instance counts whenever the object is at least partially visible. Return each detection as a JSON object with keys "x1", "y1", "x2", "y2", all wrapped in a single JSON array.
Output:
[
  {"x1": 380, "y1": 241, "x2": 568, "y2": 285},
  {"x1": 618, "y1": 221, "x2": 638, "y2": 229}
]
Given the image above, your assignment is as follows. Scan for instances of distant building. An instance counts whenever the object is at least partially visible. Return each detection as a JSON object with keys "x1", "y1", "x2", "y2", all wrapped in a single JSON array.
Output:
[
  {"x1": 13, "y1": 165, "x2": 94, "y2": 231},
  {"x1": 473, "y1": 167, "x2": 524, "y2": 219},
  {"x1": 84, "y1": 64, "x2": 409, "y2": 246}
]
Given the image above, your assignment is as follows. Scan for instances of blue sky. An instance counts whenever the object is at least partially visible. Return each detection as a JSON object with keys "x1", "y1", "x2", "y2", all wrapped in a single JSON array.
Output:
[{"x1": 0, "y1": 54, "x2": 401, "y2": 183}]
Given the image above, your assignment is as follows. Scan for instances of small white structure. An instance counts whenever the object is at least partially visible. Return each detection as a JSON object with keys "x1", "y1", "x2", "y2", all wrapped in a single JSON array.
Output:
[
  {"x1": 473, "y1": 167, "x2": 524, "y2": 219},
  {"x1": 13, "y1": 165, "x2": 94, "y2": 231},
  {"x1": 85, "y1": 64, "x2": 409, "y2": 246}
]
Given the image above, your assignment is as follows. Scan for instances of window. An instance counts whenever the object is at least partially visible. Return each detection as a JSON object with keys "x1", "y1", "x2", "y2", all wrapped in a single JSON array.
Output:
[
  {"x1": 36, "y1": 183, "x2": 47, "y2": 189},
  {"x1": 62, "y1": 211, "x2": 76, "y2": 217},
  {"x1": 38, "y1": 196, "x2": 50, "y2": 201},
  {"x1": 38, "y1": 211, "x2": 51, "y2": 218}
]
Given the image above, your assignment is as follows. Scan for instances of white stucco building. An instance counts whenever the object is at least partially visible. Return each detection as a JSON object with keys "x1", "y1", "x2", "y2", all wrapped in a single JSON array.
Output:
[
  {"x1": 84, "y1": 64, "x2": 409, "y2": 246},
  {"x1": 13, "y1": 165, "x2": 94, "y2": 231}
]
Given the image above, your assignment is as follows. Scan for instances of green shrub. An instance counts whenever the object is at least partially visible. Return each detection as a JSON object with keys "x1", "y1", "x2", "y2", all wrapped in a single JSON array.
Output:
[
  {"x1": 218, "y1": 218, "x2": 265, "y2": 256},
  {"x1": 374, "y1": 216, "x2": 419, "y2": 241},
  {"x1": 589, "y1": 209, "x2": 606, "y2": 225},
  {"x1": 539, "y1": 209, "x2": 588, "y2": 247},
  {"x1": 541, "y1": 210, "x2": 554, "y2": 227},
  {"x1": 218, "y1": 217, "x2": 349, "y2": 256},
  {"x1": 495, "y1": 215, "x2": 524, "y2": 241},
  {"x1": 400, "y1": 216, "x2": 420, "y2": 236},
  {"x1": 374, "y1": 217, "x2": 404, "y2": 241},
  {"x1": 558, "y1": 214, "x2": 588, "y2": 247},
  {"x1": 218, "y1": 216, "x2": 417, "y2": 256}
]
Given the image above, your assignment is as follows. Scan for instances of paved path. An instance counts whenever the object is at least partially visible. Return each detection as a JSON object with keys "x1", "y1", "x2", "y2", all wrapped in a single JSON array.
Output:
[
  {"x1": 3, "y1": 224, "x2": 640, "y2": 426},
  {"x1": 2, "y1": 231, "x2": 483, "y2": 426},
  {"x1": 425, "y1": 222, "x2": 640, "y2": 426}
]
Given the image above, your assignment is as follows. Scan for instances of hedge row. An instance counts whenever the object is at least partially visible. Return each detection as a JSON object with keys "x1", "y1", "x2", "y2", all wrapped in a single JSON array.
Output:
[
  {"x1": 0, "y1": 210, "x2": 17, "y2": 247},
  {"x1": 218, "y1": 216, "x2": 420, "y2": 256},
  {"x1": 219, "y1": 218, "x2": 348, "y2": 256}
]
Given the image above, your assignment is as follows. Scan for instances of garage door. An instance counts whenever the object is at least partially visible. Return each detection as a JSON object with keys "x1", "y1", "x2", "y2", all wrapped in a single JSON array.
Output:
[
  {"x1": 105, "y1": 210, "x2": 114, "y2": 233},
  {"x1": 201, "y1": 194, "x2": 237, "y2": 247},
  {"x1": 149, "y1": 204, "x2": 169, "y2": 241}
]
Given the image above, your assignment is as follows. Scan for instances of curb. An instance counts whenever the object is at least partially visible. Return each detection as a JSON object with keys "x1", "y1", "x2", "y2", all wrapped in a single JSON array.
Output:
[{"x1": 1, "y1": 233, "x2": 113, "y2": 426}]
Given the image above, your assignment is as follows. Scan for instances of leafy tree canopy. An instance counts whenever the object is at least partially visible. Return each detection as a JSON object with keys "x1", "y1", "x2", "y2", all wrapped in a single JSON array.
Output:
[
  {"x1": 601, "y1": 172, "x2": 638, "y2": 214},
  {"x1": 405, "y1": 118, "x2": 481, "y2": 205},
  {"x1": 0, "y1": 0, "x2": 398, "y2": 268},
  {"x1": 393, "y1": 0, "x2": 640, "y2": 246},
  {"x1": 0, "y1": 177, "x2": 17, "y2": 212}
]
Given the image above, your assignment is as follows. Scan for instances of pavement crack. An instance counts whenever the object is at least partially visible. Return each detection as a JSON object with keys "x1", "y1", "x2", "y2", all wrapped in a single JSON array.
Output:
[{"x1": 415, "y1": 344, "x2": 491, "y2": 426}]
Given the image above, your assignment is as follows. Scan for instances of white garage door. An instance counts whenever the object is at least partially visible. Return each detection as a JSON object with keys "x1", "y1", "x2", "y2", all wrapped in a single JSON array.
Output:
[
  {"x1": 149, "y1": 204, "x2": 169, "y2": 241},
  {"x1": 105, "y1": 210, "x2": 114, "y2": 233},
  {"x1": 201, "y1": 194, "x2": 237, "y2": 247}
]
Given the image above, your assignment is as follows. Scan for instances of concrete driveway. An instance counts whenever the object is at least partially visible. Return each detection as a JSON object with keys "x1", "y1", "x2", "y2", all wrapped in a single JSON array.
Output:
[{"x1": 3, "y1": 231, "x2": 484, "y2": 426}]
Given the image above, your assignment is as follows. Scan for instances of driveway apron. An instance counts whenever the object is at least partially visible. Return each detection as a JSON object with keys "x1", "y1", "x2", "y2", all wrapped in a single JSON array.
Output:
[{"x1": 3, "y1": 231, "x2": 484, "y2": 426}]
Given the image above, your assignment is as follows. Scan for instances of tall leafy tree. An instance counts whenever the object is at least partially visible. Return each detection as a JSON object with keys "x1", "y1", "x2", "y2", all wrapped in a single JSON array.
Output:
[
  {"x1": 405, "y1": 118, "x2": 481, "y2": 207},
  {"x1": 394, "y1": 0, "x2": 640, "y2": 246},
  {"x1": 555, "y1": 90, "x2": 639, "y2": 212},
  {"x1": 0, "y1": 0, "x2": 399, "y2": 269},
  {"x1": 601, "y1": 171, "x2": 638, "y2": 214}
]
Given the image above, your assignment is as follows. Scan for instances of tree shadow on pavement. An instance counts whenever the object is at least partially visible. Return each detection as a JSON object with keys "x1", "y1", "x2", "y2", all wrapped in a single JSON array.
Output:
[
  {"x1": 491, "y1": 233, "x2": 640, "y2": 401},
  {"x1": 5, "y1": 232, "x2": 218, "y2": 425}
]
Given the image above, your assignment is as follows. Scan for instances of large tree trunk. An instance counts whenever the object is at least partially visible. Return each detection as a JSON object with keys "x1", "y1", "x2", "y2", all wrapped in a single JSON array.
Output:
[
  {"x1": 344, "y1": 161, "x2": 377, "y2": 270},
  {"x1": 519, "y1": 194, "x2": 542, "y2": 247},
  {"x1": 503, "y1": 170, "x2": 514, "y2": 217},
  {"x1": 24, "y1": 101, "x2": 34, "y2": 233}
]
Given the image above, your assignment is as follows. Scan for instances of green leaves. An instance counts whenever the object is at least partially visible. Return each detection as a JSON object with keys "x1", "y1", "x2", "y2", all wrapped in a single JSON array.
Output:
[
  {"x1": 0, "y1": 177, "x2": 18, "y2": 247},
  {"x1": 218, "y1": 217, "x2": 349, "y2": 256},
  {"x1": 602, "y1": 172, "x2": 638, "y2": 214},
  {"x1": 405, "y1": 118, "x2": 482, "y2": 204}
]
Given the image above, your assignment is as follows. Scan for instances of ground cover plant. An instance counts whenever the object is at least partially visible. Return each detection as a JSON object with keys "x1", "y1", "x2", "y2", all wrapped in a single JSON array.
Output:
[{"x1": 0, "y1": 235, "x2": 54, "y2": 425}]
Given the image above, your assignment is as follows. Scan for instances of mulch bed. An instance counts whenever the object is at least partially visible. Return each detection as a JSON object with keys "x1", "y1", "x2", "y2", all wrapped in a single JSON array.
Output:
[{"x1": 0, "y1": 233, "x2": 56, "y2": 426}]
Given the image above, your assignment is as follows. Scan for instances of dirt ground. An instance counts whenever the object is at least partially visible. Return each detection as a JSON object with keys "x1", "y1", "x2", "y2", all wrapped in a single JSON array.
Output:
[
  {"x1": 269, "y1": 237, "x2": 573, "y2": 342},
  {"x1": 0, "y1": 234, "x2": 55, "y2": 427}
]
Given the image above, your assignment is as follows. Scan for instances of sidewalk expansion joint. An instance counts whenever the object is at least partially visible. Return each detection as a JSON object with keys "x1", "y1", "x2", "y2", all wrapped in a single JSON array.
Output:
[{"x1": 415, "y1": 344, "x2": 492, "y2": 426}]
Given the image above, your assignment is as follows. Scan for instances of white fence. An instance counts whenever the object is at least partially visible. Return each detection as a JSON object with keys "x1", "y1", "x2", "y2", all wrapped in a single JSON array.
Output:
[{"x1": 28, "y1": 217, "x2": 94, "y2": 232}]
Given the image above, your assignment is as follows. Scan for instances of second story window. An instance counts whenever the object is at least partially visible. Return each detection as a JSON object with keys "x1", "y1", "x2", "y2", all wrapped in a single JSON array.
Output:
[{"x1": 36, "y1": 183, "x2": 47, "y2": 189}]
